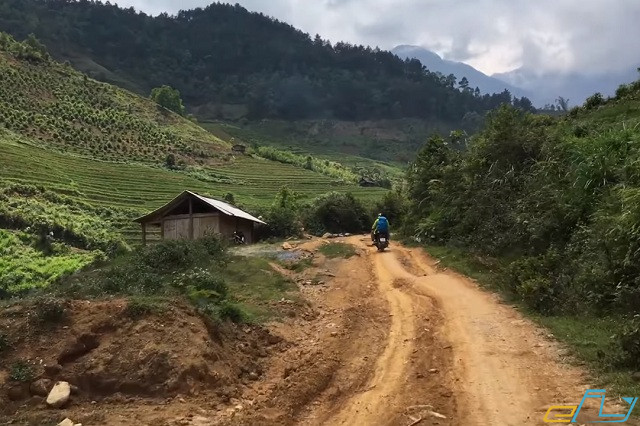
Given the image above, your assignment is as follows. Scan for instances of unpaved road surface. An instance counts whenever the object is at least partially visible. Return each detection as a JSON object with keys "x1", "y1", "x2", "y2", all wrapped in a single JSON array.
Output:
[{"x1": 273, "y1": 237, "x2": 636, "y2": 426}]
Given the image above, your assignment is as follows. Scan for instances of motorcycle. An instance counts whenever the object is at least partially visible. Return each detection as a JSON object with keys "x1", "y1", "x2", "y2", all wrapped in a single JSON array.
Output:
[
  {"x1": 373, "y1": 232, "x2": 389, "y2": 252},
  {"x1": 232, "y1": 231, "x2": 246, "y2": 245}
]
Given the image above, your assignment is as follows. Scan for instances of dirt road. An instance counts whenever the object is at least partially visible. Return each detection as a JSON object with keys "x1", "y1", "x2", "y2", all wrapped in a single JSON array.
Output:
[{"x1": 290, "y1": 237, "x2": 635, "y2": 426}]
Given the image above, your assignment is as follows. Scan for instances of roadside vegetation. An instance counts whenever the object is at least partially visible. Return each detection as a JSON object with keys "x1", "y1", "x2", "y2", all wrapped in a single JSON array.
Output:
[
  {"x1": 36, "y1": 235, "x2": 298, "y2": 325},
  {"x1": 400, "y1": 75, "x2": 640, "y2": 389}
]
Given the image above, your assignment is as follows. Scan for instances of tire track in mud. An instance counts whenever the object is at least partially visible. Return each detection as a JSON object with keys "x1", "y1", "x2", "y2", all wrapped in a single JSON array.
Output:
[
  {"x1": 393, "y1": 245, "x2": 639, "y2": 426},
  {"x1": 326, "y1": 249, "x2": 418, "y2": 425},
  {"x1": 323, "y1": 240, "x2": 456, "y2": 426},
  {"x1": 234, "y1": 238, "x2": 635, "y2": 426}
]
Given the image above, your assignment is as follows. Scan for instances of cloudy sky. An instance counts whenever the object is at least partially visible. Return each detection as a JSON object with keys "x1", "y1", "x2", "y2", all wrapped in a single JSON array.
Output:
[{"x1": 114, "y1": 0, "x2": 640, "y2": 77}]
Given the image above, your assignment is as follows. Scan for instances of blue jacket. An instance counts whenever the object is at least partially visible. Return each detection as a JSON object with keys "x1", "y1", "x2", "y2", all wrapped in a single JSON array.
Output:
[{"x1": 373, "y1": 216, "x2": 389, "y2": 232}]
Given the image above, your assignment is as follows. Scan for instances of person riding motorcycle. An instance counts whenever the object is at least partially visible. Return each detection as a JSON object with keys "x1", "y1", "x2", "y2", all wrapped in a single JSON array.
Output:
[{"x1": 371, "y1": 213, "x2": 390, "y2": 244}]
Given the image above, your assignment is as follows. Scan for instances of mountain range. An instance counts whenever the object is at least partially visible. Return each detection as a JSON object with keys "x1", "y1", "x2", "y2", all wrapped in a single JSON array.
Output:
[
  {"x1": 393, "y1": 45, "x2": 639, "y2": 108},
  {"x1": 392, "y1": 45, "x2": 530, "y2": 99}
]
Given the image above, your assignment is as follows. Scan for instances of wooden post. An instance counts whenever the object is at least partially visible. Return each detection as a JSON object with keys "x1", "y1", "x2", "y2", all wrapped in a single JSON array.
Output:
[
  {"x1": 141, "y1": 223, "x2": 147, "y2": 246},
  {"x1": 188, "y1": 198, "x2": 194, "y2": 240}
]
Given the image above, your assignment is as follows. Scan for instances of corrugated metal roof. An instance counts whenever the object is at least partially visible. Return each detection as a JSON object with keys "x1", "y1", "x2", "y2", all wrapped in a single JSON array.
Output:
[
  {"x1": 187, "y1": 191, "x2": 266, "y2": 224},
  {"x1": 134, "y1": 190, "x2": 266, "y2": 224}
]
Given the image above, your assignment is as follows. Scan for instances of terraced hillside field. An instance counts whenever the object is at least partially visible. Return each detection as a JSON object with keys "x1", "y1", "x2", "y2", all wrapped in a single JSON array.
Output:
[{"x1": 0, "y1": 33, "x2": 385, "y2": 294}]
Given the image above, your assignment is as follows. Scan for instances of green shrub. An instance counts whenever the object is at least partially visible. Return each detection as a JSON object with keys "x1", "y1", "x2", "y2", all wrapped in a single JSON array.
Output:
[
  {"x1": 615, "y1": 84, "x2": 631, "y2": 99},
  {"x1": 260, "y1": 206, "x2": 302, "y2": 238},
  {"x1": 177, "y1": 268, "x2": 228, "y2": 302},
  {"x1": 584, "y1": 92, "x2": 605, "y2": 109},
  {"x1": 318, "y1": 242, "x2": 357, "y2": 259},
  {"x1": 303, "y1": 192, "x2": 369, "y2": 235},
  {"x1": 9, "y1": 360, "x2": 35, "y2": 382},
  {"x1": 218, "y1": 301, "x2": 245, "y2": 323},
  {"x1": 256, "y1": 186, "x2": 303, "y2": 239}
]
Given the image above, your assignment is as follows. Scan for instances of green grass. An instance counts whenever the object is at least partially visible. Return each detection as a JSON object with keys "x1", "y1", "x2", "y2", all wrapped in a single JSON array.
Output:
[
  {"x1": 222, "y1": 256, "x2": 299, "y2": 322},
  {"x1": 422, "y1": 243, "x2": 640, "y2": 403},
  {"x1": 207, "y1": 119, "x2": 442, "y2": 164},
  {"x1": 9, "y1": 360, "x2": 35, "y2": 382},
  {"x1": 205, "y1": 121, "x2": 408, "y2": 176},
  {"x1": 421, "y1": 244, "x2": 501, "y2": 289},
  {"x1": 318, "y1": 242, "x2": 357, "y2": 259},
  {"x1": 0, "y1": 229, "x2": 99, "y2": 295}
]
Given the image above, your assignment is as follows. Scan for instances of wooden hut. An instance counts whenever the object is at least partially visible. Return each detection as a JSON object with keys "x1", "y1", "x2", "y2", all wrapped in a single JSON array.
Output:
[{"x1": 134, "y1": 191, "x2": 265, "y2": 245}]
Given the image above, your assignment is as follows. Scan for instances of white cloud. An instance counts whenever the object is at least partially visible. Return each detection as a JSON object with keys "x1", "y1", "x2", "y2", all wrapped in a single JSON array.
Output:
[{"x1": 113, "y1": 0, "x2": 640, "y2": 76}]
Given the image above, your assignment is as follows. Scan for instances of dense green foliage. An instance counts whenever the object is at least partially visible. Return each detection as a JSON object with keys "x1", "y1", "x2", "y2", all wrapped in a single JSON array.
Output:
[
  {"x1": 0, "y1": 0, "x2": 534, "y2": 122},
  {"x1": 257, "y1": 187, "x2": 304, "y2": 239},
  {"x1": 150, "y1": 85, "x2": 185, "y2": 116},
  {"x1": 56, "y1": 236, "x2": 241, "y2": 320},
  {"x1": 405, "y1": 78, "x2": 640, "y2": 367},
  {"x1": 302, "y1": 192, "x2": 370, "y2": 235}
]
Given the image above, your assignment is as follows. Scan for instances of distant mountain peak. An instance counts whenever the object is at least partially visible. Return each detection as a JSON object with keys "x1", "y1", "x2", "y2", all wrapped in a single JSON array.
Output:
[
  {"x1": 392, "y1": 45, "x2": 530, "y2": 99},
  {"x1": 394, "y1": 45, "x2": 443, "y2": 61}
]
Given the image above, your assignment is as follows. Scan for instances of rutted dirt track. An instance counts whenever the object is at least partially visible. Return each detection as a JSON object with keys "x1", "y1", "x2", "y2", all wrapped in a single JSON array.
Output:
[{"x1": 278, "y1": 237, "x2": 636, "y2": 426}]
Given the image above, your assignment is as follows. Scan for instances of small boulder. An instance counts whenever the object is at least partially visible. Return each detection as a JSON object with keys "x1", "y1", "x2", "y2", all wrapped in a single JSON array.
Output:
[
  {"x1": 282, "y1": 242, "x2": 293, "y2": 250},
  {"x1": 633, "y1": 372, "x2": 640, "y2": 382},
  {"x1": 7, "y1": 384, "x2": 30, "y2": 401},
  {"x1": 30, "y1": 378, "x2": 53, "y2": 397},
  {"x1": 58, "y1": 419, "x2": 74, "y2": 426},
  {"x1": 322, "y1": 233, "x2": 332, "y2": 239},
  {"x1": 46, "y1": 381, "x2": 71, "y2": 408}
]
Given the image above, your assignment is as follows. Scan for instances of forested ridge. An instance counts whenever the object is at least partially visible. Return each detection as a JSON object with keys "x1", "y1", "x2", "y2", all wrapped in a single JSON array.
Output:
[{"x1": 0, "y1": 0, "x2": 534, "y2": 122}]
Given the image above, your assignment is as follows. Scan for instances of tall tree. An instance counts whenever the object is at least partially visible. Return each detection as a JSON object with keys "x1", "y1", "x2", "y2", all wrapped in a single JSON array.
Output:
[{"x1": 150, "y1": 85, "x2": 185, "y2": 116}]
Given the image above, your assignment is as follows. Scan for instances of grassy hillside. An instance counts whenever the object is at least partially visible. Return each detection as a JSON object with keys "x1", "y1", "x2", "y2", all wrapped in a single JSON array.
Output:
[
  {"x1": 0, "y1": 32, "x2": 230, "y2": 165},
  {"x1": 0, "y1": 33, "x2": 384, "y2": 296},
  {"x1": 208, "y1": 119, "x2": 447, "y2": 164}
]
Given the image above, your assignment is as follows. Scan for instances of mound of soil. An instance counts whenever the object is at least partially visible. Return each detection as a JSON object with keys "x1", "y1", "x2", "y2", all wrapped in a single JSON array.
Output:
[{"x1": 0, "y1": 299, "x2": 285, "y2": 420}]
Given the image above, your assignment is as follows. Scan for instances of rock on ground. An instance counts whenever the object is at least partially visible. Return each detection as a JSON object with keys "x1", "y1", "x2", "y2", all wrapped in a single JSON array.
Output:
[
  {"x1": 30, "y1": 378, "x2": 53, "y2": 397},
  {"x1": 47, "y1": 381, "x2": 71, "y2": 408},
  {"x1": 57, "y1": 419, "x2": 74, "y2": 426},
  {"x1": 7, "y1": 384, "x2": 29, "y2": 401}
]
